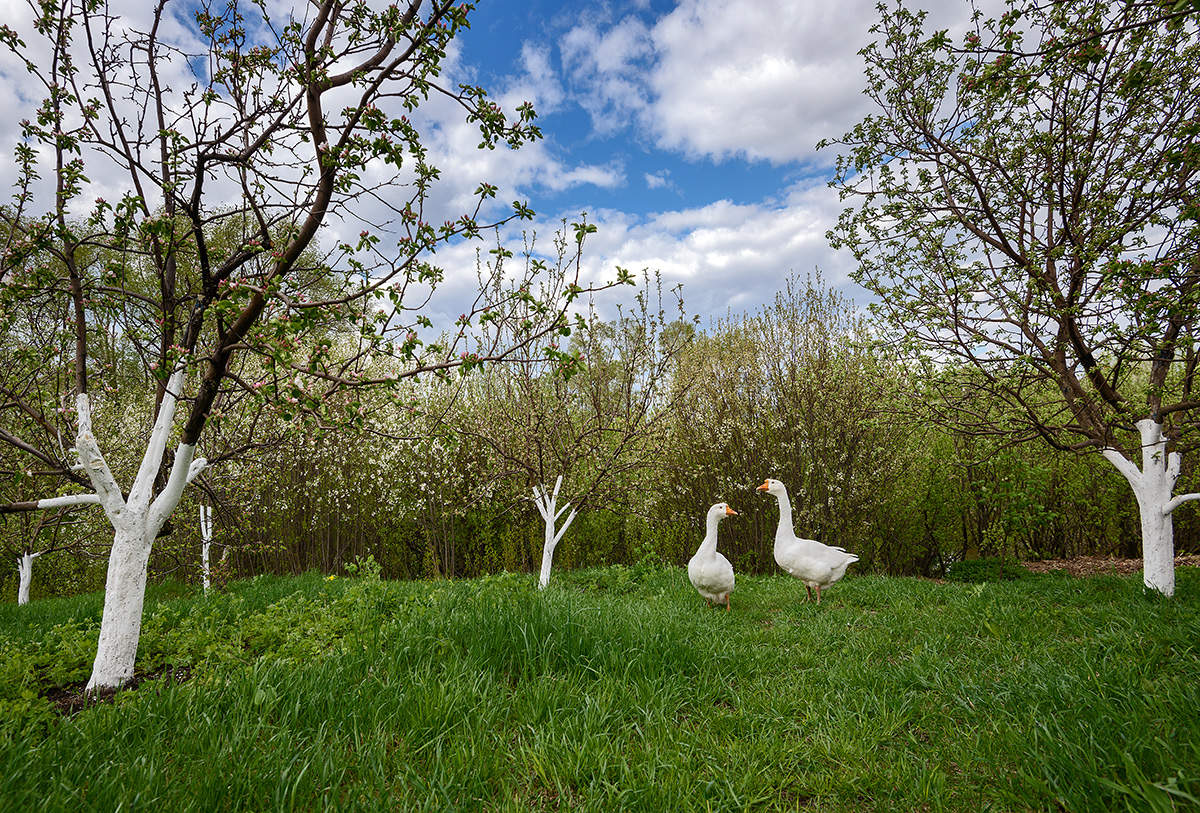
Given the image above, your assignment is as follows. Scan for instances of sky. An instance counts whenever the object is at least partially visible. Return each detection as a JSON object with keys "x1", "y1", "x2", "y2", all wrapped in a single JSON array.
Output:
[
  {"x1": 0, "y1": 0, "x2": 988, "y2": 326},
  {"x1": 424, "y1": 0, "x2": 983, "y2": 322}
]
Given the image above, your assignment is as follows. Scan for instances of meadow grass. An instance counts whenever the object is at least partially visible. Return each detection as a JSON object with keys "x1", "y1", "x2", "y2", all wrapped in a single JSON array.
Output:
[{"x1": 2, "y1": 565, "x2": 1199, "y2": 811}]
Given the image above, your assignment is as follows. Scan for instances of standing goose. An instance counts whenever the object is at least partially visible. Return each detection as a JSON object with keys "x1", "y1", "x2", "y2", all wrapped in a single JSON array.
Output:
[
  {"x1": 757, "y1": 478, "x2": 857, "y2": 603},
  {"x1": 688, "y1": 502, "x2": 738, "y2": 610}
]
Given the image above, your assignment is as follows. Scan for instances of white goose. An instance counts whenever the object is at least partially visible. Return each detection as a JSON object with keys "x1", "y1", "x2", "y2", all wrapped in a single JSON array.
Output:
[
  {"x1": 688, "y1": 502, "x2": 738, "y2": 610},
  {"x1": 757, "y1": 478, "x2": 857, "y2": 603}
]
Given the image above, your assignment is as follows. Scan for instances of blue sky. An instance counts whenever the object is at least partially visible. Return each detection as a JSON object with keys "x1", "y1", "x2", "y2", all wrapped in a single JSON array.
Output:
[
  {"x1": 461, "y1": 0, "x2": 811, "y2": 215},
  {"x1": 413, "y1": 0, "x2": 987, "y2": 321},
  {"x1": 0, "y1": 0, "x2": 983, "y2": 323}
]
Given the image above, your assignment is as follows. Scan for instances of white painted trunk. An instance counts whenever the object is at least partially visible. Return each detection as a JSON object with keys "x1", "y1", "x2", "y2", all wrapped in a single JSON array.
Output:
[
  {"x1": 17, "y1": 552, "x2": 40, "y2": 605},
  {"x1": 75, "y1": 370, "x2": 208, "y2": 690},
  {"x1": 87, "y1": 522, "x2": 155, "y2": 690},
  {"x1": 200, "y1": 505, "x2": 212, "y2": 593},
  {"x1": 1101, "y1": 419, "x2": 1199, "y2": 598},
  {"x1": 533, "y1": 475, "x2": 577, "y2": 590},
  {"x1": 538, "y1": 520, "x2": 557, "y2": 590}
]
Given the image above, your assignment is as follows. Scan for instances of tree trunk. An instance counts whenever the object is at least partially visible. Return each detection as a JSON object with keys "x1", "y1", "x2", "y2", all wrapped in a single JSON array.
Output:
[
  {"x1": 74, "y1": 373, "x2": 206, "y2": 690},
  {"x1": 200, "y1": 505, "x2": 212, "y2": 593},
  {"x1": 538, "y1": 519, "x2": 557, "y2": 589},
  {"x1": 16, "y1": 551, "x2": 40, "y2": 605},
  {"x1": 87, "y1": 522, "x2": 154, "y2": 690},
  {"x1": 533, "y1": 476, "x2": 577, "y2": 590},
  {"x1": 1101, "y1": 419, "x2": 1198, "y2": 598}
]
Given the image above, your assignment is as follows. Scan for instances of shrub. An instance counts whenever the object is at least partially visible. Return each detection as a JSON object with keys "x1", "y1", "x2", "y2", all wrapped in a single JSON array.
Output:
[{"x1": 945, "y1": 558, "x2": 1029, "y2": 583}]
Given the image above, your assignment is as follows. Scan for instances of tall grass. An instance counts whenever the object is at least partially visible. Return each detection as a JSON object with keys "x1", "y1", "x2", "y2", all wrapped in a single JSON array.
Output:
[{"x1": 2, "y1": 567, "x2": 1199, "y2": 810}]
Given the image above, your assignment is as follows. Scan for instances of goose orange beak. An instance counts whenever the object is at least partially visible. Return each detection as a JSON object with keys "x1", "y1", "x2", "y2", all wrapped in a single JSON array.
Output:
[
  {"x1": 756, "y1": 481, "x2": 769, "y2": 492},
  {"x1": 725, "y1": 506, "x2": 738, "y2": 516}
]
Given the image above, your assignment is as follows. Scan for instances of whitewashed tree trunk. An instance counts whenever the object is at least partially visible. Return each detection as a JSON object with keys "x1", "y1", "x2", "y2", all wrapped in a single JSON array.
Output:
[
  {"x1": 199, "y1": 505, "x2": 213, "y2": 593},
  {"x1": 1101, "y1": 419, "x2": 1200, "y2": 598},
  {"x1": 66, "y1": 368, "x2": 207, "y2": 690},
  {"x1": 532, "y1": 475, "x2": 578, "y2": 590},
  {"x1": 16, "y1": 551, "x2": 42, "y2": 605}
]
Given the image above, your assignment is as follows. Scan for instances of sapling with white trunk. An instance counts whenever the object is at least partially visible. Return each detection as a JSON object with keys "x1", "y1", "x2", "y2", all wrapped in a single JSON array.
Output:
[
  {"x1": 447, "y1": 271, "x2": 693, "y2": 580},
  {"x1": 826, "y1": 0, "x2": 1200, "y2": 595},
  {"x1": 199, "y1": 505, "x2": 213, "y2": 594},
  {"x1": 532, "y1": 475, "x2": 578, "y2": 589},
  {"x1": 5, "y1": 507, "x2": 97, "y2": 606},
  {"x1": 16, "y1": 550, "x2": 42, "y2": 606},
  {"x1": 0, "y1": 0, "x2": 622, "y2": 689}
]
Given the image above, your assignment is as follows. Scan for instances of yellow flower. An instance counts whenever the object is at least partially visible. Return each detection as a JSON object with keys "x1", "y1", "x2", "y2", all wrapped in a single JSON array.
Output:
[{"x1": 326, "y1": 575, "x2": 336, "y2": 581}]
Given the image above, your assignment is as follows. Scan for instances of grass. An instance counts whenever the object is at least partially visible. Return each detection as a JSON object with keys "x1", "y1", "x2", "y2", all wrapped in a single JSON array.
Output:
[{"x1": 2, "y1": 565, "x2": 1200, "y2": 811}]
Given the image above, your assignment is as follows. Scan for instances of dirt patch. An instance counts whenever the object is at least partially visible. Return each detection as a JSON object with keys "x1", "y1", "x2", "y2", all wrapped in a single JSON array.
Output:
[
  {"x1": 43, "y1": 665, "x2": 194, "y2": 717},
  {"x1": 1020, "y1": 555, "x2": 1200, "y2": 578}
]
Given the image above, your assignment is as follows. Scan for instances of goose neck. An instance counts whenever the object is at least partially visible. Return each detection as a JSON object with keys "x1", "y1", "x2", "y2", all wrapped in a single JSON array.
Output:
[
  {"x1": 699, "y1": 512, "x2": 721, "y2": 554},
  {"x1": 773, "y1": 491, "x2": 793, "y2": 534}
]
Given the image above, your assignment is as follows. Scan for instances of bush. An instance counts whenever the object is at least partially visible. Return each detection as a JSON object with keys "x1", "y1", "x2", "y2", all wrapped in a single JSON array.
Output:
[{"x1": 945, "y1": 558, "x2": 1029, "y2": 583}]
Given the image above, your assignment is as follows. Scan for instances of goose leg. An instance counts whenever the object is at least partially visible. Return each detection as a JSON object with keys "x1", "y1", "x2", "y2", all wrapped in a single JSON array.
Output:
[
  {"x1": 805, "y1": 585, "x2": 814, "y2": 602},
  {"x1": 815, "y1": 585, "x2": 822, "y2": 604},
  {"x1": 725, "y1": 595, "x2": 731, "y2": 612}
]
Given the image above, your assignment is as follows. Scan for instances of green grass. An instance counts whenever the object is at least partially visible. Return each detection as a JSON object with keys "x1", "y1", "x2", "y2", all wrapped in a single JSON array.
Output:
[{"x1": 2, "y1": 566, "x2": 1200, "y2": 811}]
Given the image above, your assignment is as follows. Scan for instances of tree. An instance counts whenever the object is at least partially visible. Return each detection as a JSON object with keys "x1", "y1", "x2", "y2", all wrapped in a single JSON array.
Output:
[
  {"x1": 825, "y1": 0, "x2": 1200, "y2": 595},
  {"x1": 449, "y1": 257, "x2": 692, "y2": 587},
  {"x1": 0, "y1": 0, "x2": 616, "y2": 689},
  {"x1": 659, "y1": 274, "x2": 908, "y2": 572},
  {"x1": 5, "y1": 509, "x2": 100, "y2": 604}
]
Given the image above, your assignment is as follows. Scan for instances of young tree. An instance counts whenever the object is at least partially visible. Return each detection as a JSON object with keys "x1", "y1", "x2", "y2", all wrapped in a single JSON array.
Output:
[
  {"x1": 825, "y1": 0, "x2": 1200, "y2": 595},
  {"x1": 6, "y1": 509, "x2": 98, "y2": 604},
  {"x1": 450, "y1": 253, "x2": 691, "y2": 587},
  {"x1": 0, "y1": 0, "x2": 614, "y2": 688}
]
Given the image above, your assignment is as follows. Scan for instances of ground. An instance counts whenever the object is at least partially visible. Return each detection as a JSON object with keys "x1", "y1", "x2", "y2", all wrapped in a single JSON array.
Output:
[{"x1": 1021, "y1": 554, "x2": 1200, "y2": 577}]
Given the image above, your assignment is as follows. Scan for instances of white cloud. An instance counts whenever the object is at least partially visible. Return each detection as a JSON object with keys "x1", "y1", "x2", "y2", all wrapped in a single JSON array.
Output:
[
  {"x1": 560, "y1": 16, "x2": 653, "y2": 134},
  {"x1": 566, "y1": 180, "x2": 858, "y2": 319},
  {"x1": 561, "y1": 0, "x2": 989, "y2": 165},
  {"x1": 644, "y1": 170, "x2": 670, "y2": 190},
  {"x1": 498, "y1": 43, "x2": 566, "y2": 116}
]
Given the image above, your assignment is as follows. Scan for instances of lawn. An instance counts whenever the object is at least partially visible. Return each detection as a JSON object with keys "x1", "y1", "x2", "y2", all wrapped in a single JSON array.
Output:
[{"x1": 2, "y1": 564, "x2": 1199, "y2": 811}]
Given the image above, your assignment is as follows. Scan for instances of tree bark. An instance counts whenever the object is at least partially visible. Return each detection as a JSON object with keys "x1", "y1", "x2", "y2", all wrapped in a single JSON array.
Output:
[
  {"x1": 16, "y1": 551, "x2": 41, "y2": 605},
  {"x1": 87, "y1": 521, "x2": 155, "y2": 689},
  {"x1": 77, "y1": 370, "x2": 206, "y2": 690},
  {"x1": 533, "y1": 476, "x2": 577, "y2": 590},
  {"x1": 1101, "y1": 419, "x2": 1198, "y2": 597},
  {"x1": 200, "y1": 505, "x2": 212, "y2": 593}
]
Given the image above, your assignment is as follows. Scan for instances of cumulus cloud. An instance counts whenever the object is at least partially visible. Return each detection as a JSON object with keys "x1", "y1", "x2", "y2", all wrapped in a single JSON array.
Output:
[
  {"x1": 560, "y1": 16, "x2": 654, "y2": 135},
  {"x1": 560, "y1": 0, "x2": 987, "y2": 165},
  {"x1": 497, "y1": 42, "x2": 566, "y2": 116},
  {"x1": 575, "y1": 180, "x2": 857, "y2": 318},
  {"x1": 643, "y1": 170, "x2": 671, "y2": 190}
]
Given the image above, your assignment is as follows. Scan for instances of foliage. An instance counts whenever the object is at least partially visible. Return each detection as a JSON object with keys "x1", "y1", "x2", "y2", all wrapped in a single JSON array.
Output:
[
  {"x1": 824, "y1": 0, "x2": 1200, "y2": 460},
  {"x1": 944, "y1": 557, "x2": 1030, "y2": 583},
  {"x1": 655, "y1": 273, "x2": 914, "y2": 571},
  {"x1": 2, "y1": 567, "x2": 1200, "y2": 808}
]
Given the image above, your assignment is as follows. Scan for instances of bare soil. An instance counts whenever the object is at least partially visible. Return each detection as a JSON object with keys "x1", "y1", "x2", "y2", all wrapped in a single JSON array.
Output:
[
  {"x1": 1020, "y1": 554, "x2": 1200, "y2": 578},
  {"x1": 43, "y1": 665, "x2": 193, "y2": 716}
]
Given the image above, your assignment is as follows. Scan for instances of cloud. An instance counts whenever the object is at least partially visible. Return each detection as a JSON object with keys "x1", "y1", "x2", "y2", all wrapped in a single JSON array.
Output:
[
  {"x1": 643, "y1": 171, "x2": 671, "y2": 190},
  {"x1": 561, "y1": 180, "x2": 858, "y2": 319},
  {"x1": 560, "y1": 0, "x2": 988, "y2": 165},
  {"x1": 559, "y1": 16, "x2": 654, "y2": 135},
  {"x1": 497, "y1": 42, "x2": 566, "y2": 116}
]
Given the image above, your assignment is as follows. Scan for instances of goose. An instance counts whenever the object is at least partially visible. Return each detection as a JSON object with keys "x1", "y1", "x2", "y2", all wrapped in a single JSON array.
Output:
[
  {"x1": 688, "y1": 502, "x2": 738, "y2": 610},
  {"x1": 757, "y1": 478, "x2": 857, "y2": 603}
]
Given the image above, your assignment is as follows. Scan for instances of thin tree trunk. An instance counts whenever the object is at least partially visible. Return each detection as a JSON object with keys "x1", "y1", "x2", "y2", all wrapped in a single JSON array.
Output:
[{"x1": 17, "y1": 551, "x2": 42, "y2": 605}]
